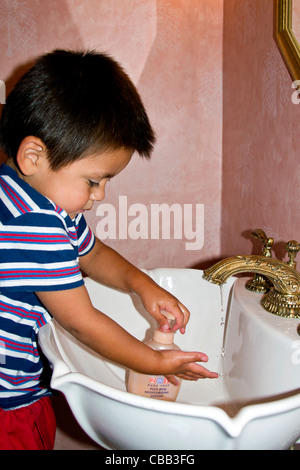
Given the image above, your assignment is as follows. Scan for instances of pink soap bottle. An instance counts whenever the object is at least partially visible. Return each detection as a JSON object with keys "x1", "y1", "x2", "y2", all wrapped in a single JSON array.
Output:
[{"x1": 127, "y1": 311, "x2": 182, "y2": 402}]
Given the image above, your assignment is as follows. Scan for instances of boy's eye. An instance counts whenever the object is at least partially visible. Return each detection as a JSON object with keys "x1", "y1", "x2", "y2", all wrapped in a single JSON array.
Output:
[{"x1": 88, "y1": 179, "x2": 99, "y2": 188}]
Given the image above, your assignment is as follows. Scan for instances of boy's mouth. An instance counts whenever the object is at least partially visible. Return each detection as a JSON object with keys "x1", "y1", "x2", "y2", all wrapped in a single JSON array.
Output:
[{"x1": 83, "y1": 202, "x2": 94, "y2": 212}]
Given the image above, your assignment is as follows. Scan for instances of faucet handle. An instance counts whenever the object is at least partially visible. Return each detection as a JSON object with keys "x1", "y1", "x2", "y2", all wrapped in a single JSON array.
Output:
[
  {"x1": 246, "y1": 229, "x2": 274, "y2": 293},
  {"x1": 285, "y1": 240, "x2": 300, "y2": 268},
  {"x1": 250, "y1": 229, "x2": 274, "y2": 257}
]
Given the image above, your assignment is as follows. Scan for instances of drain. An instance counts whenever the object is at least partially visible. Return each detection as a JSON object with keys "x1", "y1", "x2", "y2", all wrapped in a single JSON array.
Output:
[{"x1": 297, "y1": 324, "x2": 300, "y2": 336}]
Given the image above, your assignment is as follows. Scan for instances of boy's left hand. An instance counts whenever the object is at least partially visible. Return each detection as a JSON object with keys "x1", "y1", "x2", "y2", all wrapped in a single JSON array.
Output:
[{"x1": 80, "y1": 241, "x2": 190, "y2": 333}]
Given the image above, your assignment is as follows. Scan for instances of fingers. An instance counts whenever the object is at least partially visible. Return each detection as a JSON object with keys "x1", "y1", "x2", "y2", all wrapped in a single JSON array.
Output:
[
  {"x1": 177, "y1": 302, "x2": 190, "y2": 334},
  {"x1": 179, "y1": 367, "x2": 219, "y2": 380},
  {"x1": 156, "y1": 302, "x2": 190, "y2": 334},
  {"x1": 161, "y1": 350, "x2": 218, "y2": 381},
  {"x1": 157, "y1": 310, "x2": 175, "y2": 332},
  {"x1": 177, "y1": 352, "x2": 218, "y2": 380},
  {"x1": 164, "y1": 374, "x2": 180, "y2": 386},
  {"x1": 176, "y1": 366, "x2": 219, "y2": 381},
  {"x1": 164, "y1": 363, "x2": 218, "y2": 385},
  {"x1": 186, "y1": 361, "x2": 219, "y2": 380},
  {"x1": 139, "y1": 278, "x2": 191, "y2": 334}
]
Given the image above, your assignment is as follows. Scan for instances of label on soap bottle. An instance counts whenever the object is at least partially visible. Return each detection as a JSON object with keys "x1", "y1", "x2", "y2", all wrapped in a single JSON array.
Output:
[{"x1": 145, "y1": 375, "x2": 170, "y2": 399}]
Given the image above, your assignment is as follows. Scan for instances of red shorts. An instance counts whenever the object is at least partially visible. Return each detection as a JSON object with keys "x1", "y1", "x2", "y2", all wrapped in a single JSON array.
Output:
[{"x1": 0, "y1": 396, "x2": 56, "y2": 450}]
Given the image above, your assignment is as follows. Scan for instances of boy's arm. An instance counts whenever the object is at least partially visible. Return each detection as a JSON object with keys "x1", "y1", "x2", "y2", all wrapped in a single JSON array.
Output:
[
  {"x1": 79, "y1": 238, "x2": 190, "y2": 333},
  {"x1": 36, "y1": 286, "x2": 218, "y2": 381}
]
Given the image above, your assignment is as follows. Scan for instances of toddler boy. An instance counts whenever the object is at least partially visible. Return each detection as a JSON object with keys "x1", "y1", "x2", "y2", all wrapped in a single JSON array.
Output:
[{"x1": 0, "y1": 50, "x2": 217, "y2": 449}]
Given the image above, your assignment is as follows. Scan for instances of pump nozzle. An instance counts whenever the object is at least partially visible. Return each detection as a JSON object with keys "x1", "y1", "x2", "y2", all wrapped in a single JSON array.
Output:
[{"x1": 159, "y1": 310, "x2": 176, "y2": 331}]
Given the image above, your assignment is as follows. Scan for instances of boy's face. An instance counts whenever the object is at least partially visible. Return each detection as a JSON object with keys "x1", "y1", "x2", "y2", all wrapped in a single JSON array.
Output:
[{"x1": 27, "y1": 148, "x2": 132, "y2": 219}]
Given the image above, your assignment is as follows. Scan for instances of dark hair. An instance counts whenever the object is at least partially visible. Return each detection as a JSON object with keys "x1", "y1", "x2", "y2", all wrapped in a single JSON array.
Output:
[{"x1": 0, "y1": 49, "x2": 155, "y2": 169}]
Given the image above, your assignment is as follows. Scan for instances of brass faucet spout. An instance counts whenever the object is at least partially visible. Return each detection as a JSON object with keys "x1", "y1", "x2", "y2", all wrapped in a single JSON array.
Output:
[
  {"x1": 203, "y1": 254, "x2": 300, "y2": 318},
  {"x1": 203, "y1": 255, "x2": 300, "y2": 295}
]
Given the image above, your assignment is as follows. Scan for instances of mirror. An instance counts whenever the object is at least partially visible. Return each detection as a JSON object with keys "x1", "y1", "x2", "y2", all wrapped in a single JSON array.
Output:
[
  {"x1": 293, "y1": 1, "x2": 300, "y2": 40},
  {"x1": 274, "y1": 0, "x2": 300, "y2": 82}
]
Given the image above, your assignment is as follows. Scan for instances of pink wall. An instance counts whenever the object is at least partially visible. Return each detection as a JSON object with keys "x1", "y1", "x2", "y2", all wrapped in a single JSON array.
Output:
[
  {"x1": 2, "y1": 1, "x2": 297, "y2": 271},
  {"x1": 0, "y1": 0, "x2": 224, "y2": 269},
  {"x1": 222, "y1": 0, "x2": 300, "y2": 262}
]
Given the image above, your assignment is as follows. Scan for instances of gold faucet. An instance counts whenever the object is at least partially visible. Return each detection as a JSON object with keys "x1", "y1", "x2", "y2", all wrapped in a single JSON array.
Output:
[{"x1": 203, "y1": 235, "x2": 300, "y2": 319}]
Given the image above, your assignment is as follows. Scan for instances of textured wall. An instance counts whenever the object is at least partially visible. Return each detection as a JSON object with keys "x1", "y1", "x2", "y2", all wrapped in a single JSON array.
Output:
[
  {"x1": 0, "y1": 0, "x2": 224, "y2": 269},
  {"x1": 222, "y1": 0, "x2": 300, "y2": 261},
  {"x1": 2, "y1": 1, "x2": 296, "y2": 270}
]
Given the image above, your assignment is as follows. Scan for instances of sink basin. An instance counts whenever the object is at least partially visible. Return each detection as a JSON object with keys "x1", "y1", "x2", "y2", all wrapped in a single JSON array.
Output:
[{"x1": 38, "y1": 268, "x2": 300, "y2": 449}]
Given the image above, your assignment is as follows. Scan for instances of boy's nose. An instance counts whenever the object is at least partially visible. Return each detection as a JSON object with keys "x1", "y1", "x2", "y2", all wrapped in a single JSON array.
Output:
[{"x1": 90, "y1": 185, "x2": 105, "y2": 202}]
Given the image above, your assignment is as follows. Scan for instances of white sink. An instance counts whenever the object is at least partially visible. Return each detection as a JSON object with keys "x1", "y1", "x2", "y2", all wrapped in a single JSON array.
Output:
[{"x1": 38, "y1": 268, "x2": 300, "y2": 450}]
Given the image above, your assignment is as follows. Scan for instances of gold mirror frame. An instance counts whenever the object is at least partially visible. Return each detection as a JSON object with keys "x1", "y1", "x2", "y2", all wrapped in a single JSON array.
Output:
[{"x1": 274, "y1": 0, "x2": 300, "y2": 81}]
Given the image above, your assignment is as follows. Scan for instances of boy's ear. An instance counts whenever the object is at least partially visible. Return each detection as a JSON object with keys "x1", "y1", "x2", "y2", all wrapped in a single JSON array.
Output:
[{"x1": 16, "y1": 136, "x2": 46, "y2": 175}]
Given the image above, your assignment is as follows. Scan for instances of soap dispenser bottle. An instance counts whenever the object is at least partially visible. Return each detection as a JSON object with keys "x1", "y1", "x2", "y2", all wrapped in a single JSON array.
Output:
[{"x1": 127, "y1": 311, "x2": 182, "y2": 402}]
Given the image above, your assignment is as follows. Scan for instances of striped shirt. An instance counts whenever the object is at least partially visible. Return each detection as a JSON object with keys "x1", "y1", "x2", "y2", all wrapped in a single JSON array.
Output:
[{"x1": 0, "y1": 164, "x2": 95, "y2": 409}]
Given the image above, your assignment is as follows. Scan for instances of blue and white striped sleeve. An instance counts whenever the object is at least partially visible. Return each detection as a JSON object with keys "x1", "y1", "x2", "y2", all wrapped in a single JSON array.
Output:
[{"x1": 0, "y1": 211, "x2": 95, "y2": 292}]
